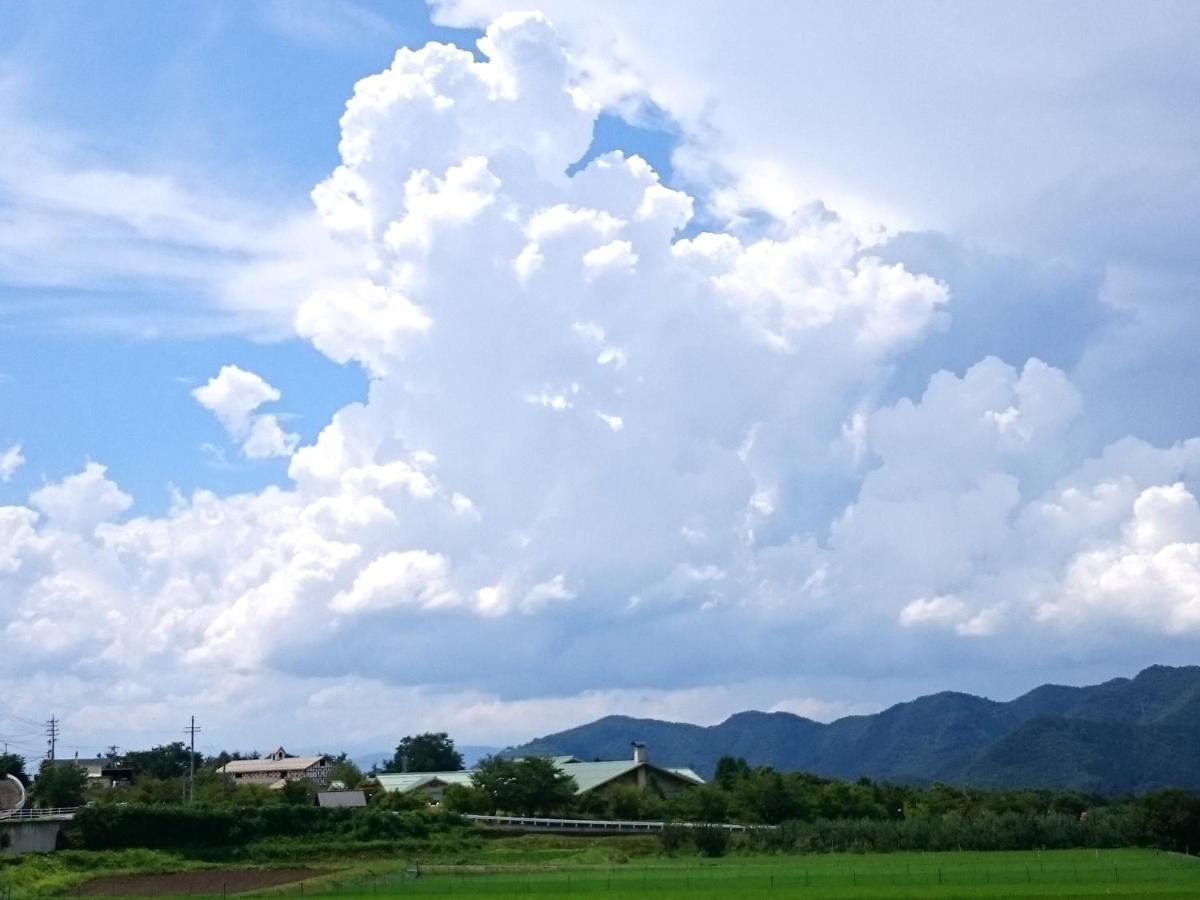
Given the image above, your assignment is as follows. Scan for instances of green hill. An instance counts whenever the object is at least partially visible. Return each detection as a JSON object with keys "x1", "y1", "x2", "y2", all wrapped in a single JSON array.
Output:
[{"x1": 508, "y1": 665, "x2": 1200, "y2": 794}]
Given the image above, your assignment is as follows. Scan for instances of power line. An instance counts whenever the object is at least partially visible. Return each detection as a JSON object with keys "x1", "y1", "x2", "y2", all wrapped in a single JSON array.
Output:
[{"x1": 0, "y1": 713, "x2": 49, "y2": 730}]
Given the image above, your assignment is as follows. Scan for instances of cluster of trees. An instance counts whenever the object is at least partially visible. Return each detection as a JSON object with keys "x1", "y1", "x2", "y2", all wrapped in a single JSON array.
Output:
[
  {"x1": 1, "y1": 741, "x2": 370, "y2": 811},
  {"x1": 4, "y1": 732, "x2": 463, "y2": 811},
  {"x1": 431, "y1": 750, "x2": 1200, "y2": 856},
  {"x1": 9, "y1": 734, "x2": 1200, "y2": 857},
  {"x1": 0, "y1": 752, "x2": 29, "y2": 786},
  {"x1": 70, "y1": 803, "x2": 465, "y2": 851},
  {"x1": 378, "y1": 733, "x2": 463, "y2": 773},
  {"x1": 442, "y1": 756, "x2": 578, "y2": 817}
]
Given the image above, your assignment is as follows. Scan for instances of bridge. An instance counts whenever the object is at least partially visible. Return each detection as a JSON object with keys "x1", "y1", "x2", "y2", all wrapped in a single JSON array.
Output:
[
  {"x1": 0, "y1": 808, "x2": 77, "y2": 856},
  {"x1": 0, "y1": 807, "x2": 78, "y2": 822}
]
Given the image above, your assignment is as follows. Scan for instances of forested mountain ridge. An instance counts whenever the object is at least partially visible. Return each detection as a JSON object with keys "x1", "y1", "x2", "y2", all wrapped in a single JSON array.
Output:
[{"x1": 508, "y1": 665, "x2": 1200, "y2": 794}]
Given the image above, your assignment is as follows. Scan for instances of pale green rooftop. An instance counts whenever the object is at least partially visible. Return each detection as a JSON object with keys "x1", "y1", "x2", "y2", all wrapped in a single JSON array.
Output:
[
  {"x1": 374, "y1": 771, "x2": 474, "y2": 793},
  {"x1": 375, "y1": 759, "x2": 704, "y2": 796}
]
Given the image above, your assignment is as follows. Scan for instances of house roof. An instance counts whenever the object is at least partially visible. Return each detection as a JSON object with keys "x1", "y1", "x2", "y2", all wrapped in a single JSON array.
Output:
[
  {"x1": 318, "y1": 790, "x2": 368, "y2": 808},
  {"x1": 50, "y1": 757, "x2": 126, "y2": 774},
  {"x1": 218, "y1": 755, "x2": 329, "y2": 775},
  {"x1": 376, "y1": 760, "x2": 704, "y2": 796},
  {"x1": 374, "y1": 771, "x2": 474, "y2": 793},
  {"x1": 558, "y1": 760, "x2": 705, "y2": 794}
]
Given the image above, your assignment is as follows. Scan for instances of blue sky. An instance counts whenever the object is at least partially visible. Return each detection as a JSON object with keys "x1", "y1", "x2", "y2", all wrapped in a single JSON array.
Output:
[
  {"x1": 0, "y1": 0, "x2": 676, "y2": 513},
  {"x1": 1, "y1": 0, "x2": 1199, "y2": 758}
]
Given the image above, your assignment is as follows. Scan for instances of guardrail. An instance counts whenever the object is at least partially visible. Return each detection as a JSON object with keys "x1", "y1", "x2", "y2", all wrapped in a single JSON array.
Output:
[
  {"x1": 463, "y1": 814, "x2": 771, "y2": 833},
  {"x1": 0, "y1": 807, "x2": 78, "y2": 822}
]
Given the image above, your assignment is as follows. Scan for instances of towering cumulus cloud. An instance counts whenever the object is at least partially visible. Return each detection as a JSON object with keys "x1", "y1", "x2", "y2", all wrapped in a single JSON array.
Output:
[{"x1": 1, "y1": 14, "x2": 1198, "y2": 742}]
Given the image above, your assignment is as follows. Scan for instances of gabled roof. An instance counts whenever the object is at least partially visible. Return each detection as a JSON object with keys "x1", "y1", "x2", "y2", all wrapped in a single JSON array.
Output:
[
  {"x1": 318, "y1": 790, "x2": 368, "y2": 808},
  {"x1": 374, "y1": 771, "x2": 474, "y2": 792},
  {"x1": 558, "y1": 760, "x2": 704, "y2": 794},
  {"x1": 375, "y1": 760, "x2": 704, "y2": 796},
  {"x1": 218, "y1": 755, "x2": 329, "y2": 775}
]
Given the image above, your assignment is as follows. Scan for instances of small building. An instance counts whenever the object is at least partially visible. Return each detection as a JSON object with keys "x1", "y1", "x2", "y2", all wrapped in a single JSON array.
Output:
[
  {"x1": 48, "y1": 756, "x2": 133, "y2": 789},
  {"x1": 216, "y1": 746, "x2": 332, "y2": 790},
  {"x1": 317, "y1": 790, "x2": 368, "y2": 808},
  {"x1": 556, "y1": 743, "x2": 704, "y2": 797},
  {"x1": 373, "y1": 771, "x2": 474, "y2": 802}
]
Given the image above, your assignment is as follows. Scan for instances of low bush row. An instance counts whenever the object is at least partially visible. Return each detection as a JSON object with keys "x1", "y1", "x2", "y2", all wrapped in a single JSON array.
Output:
[{"x1": 69, "y1": 805, "x2": 465, "y2": 851}]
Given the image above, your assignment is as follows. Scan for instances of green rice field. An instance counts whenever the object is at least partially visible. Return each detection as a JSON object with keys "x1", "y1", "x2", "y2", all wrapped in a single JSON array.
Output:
[{"x1": 297, "y1": 849, "x2": 1200, "y2": 899}]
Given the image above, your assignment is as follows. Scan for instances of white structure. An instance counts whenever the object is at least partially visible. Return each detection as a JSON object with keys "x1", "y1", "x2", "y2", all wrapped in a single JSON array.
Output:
[
  {"x1": 216, "y1": 746, "x2": 332, "y2": 790},
  {"x1": 0, "y1": 775, "x2": 26, "y2": 815}
]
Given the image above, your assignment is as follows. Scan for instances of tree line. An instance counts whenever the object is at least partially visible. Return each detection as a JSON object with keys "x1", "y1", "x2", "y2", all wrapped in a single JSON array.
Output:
[{"x1": 6, "y1": 736, "x2": 1199, "y2": 855}]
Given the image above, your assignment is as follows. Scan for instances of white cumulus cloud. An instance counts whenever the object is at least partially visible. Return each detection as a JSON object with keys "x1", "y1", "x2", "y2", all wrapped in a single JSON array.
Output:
[
  {"x1": 2, "y1": 13, "x2": 1199, "y2": 752},
  {"x1": 193, "y1": 365, "x2": 299, "y2": 459},
  {"x1": 0, "y1": 444, "x2": 23, "y2": 482}
]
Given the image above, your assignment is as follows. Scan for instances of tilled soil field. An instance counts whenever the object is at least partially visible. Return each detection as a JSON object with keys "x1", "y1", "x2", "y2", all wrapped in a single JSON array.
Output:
[{"x1": 78, "y1": 868, "x2": 329, "y2": 896}]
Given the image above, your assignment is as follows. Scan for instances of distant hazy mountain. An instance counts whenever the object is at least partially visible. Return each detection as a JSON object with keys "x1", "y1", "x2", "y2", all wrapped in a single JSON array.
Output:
[{"x1": 506, "y1": 665, "x2": 1200, "y2": 794}]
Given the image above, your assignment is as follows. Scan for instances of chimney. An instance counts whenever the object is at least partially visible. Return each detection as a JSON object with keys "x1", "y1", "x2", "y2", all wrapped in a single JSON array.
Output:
[{"x1": 631, "y1": 741, "x2": 646, "y2": 764}]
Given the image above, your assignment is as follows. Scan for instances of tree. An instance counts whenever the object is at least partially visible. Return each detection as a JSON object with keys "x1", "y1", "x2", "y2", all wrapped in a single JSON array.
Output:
[
  {"x1": 114, "y1": 776, "x2": 186, "y2": 805},
  {"x1": 383, "y1": 733, "x2": 463, "y2": 773},
  {"x1": 440, "y1": 782, "x2": 490, "y2": 814},
  {"x1": 31, "y1": 760, "x2": 87, "y2": 808},
  {"x1": 124, "y1": 742, "x2": 202, "y2": 780},
  {"x1": 471, "y1": 756, "x2": 577, "y2": 816},
  {"x1": 279, "y1": 778, "x2": 317, "y2": 806},
  {"x1": 329, "y1": 752, "x2": 364, "y2": 789},
  {"x1": 372, "y1": 788, "x2": 430, "y2": 811},
  {"x1": 0, "y1": 752, "x2": 29, "y2": 786},
  {"x1": 1139, "y1": 789, "x2": 1200, "y2": 853},
  {"x1": 713, "y1": 756, "x2": 751, "y2": 791}
]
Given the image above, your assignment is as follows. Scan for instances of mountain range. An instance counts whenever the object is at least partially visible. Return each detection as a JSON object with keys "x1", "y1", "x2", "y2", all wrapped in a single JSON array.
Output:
[{"x1": 507, "y1": 665, "x2": 1200, "y2": 795}]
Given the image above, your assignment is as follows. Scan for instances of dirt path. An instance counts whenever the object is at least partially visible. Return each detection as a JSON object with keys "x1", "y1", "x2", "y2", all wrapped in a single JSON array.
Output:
[{"x1": 78, "y1": 868, "x2": 330, "y2": 896}]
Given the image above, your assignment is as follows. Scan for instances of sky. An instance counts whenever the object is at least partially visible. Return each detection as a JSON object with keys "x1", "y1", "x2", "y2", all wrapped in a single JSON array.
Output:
[{"x1": 1, "y1": 0, "x2": 1199, "y2": 763}]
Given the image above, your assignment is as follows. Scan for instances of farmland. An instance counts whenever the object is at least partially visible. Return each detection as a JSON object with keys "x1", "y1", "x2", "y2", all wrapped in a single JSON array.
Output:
[
  {"x1": 303, "y1": 849, "x2": 1200, "y2": 898},
  {"x1": 34, "y1": 847, "x2": 1196, "y2": 899}
]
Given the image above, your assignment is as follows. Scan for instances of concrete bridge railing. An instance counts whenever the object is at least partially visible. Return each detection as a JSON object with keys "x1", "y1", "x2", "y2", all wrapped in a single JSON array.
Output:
[{"x1": 0, "y1": 807, "x2": 77, "y2": 822}]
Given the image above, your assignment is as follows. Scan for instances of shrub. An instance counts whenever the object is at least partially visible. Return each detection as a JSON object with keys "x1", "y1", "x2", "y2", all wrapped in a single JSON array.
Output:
[
  {"x1": 691, "y1": 825, "x2": 730, "y2": 857},
  {"x1": 658, "y1": 825, "x2": 688, "y2": 854}
]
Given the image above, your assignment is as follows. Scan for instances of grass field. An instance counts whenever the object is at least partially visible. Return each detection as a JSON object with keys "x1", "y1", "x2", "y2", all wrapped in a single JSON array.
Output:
[
  {"x1": 5, "y1": 844, "x2": 1199, "y2": 897},
  {"x1": 291, "y1": 849, "x2": 1200, "y2": 899}
]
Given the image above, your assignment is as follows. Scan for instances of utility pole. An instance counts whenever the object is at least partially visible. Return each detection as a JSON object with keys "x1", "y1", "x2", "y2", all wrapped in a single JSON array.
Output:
[
  {"x1": 46, "y1": 716, "x2": 59, "y2": 761},
  {"x1": 184, "y1": 716, "x2": 201, "y2": 804}
]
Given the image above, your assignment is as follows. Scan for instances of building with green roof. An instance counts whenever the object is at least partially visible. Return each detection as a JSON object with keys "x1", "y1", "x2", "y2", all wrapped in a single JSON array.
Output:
[{"x1": 374, "y1": 743, "x2": 703, "y2": 801}]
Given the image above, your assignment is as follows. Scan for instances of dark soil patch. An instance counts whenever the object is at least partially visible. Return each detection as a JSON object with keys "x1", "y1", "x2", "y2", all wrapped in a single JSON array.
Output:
[{"x1": 78, "y1": 868, "x2": 330, "y2": 896}]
